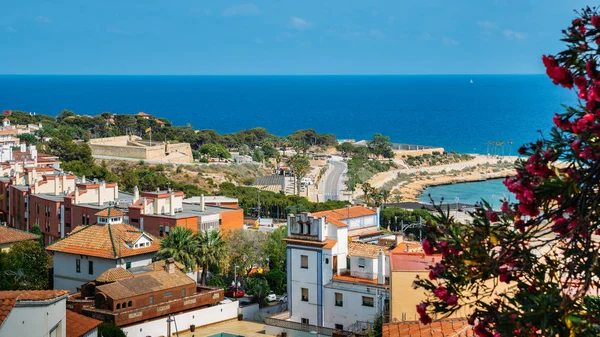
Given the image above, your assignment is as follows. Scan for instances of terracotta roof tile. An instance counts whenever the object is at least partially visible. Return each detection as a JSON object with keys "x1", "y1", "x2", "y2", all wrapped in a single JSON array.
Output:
[
  {"x1": 0, "y1": 290, "x2": 70, "y2": 301},
  {"x1": 322, "y1": 239, "x2": 337, "y2": 249},
  {"x1": 390, "y1": 246, "x2": 442, "y2": 272},
  {"x1": 348, "y1": 241, "x2": 394, "y2": 258},
  {"x1": 0, "y1": 226, "x2": 39, "y2": 245},
  {"x1": 66, "y1": 310, "x2": 102, "y2": 337},
  {"x1": 46, "y1": 223, "x2": 160, "y2": 259},
  {"x1": 96, "y1": 269, "x2": 194, "y2": 300},
  {"x1": 0, "y1": 297, "x2": 16, "y2": 326},
  {"x1": 311, "y1": 206, "x2": 376, "y2": 228},
  {"x1": 383, "y1": 319, "x2": 473, "y2": 337},
  {"x1": 96, "y1": 268, "x2": 134, "y2": 283},
  {"x1": 94, "y1": 207, "x2": 125, "y2": 217}
]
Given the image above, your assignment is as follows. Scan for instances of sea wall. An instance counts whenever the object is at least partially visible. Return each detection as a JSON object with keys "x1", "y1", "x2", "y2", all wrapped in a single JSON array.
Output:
[{"x1": 395, "y1": 147, "x2": 445, "y2": 158}]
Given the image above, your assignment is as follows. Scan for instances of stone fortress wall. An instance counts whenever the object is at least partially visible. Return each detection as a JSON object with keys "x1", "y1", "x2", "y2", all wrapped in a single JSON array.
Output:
[{"x1": 89, "y1": 136, "x2": 193, "y2": 163}]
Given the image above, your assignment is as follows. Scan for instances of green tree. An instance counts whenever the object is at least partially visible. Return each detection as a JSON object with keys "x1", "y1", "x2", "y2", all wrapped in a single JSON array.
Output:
[
  {"x1": 0, "y1": 241, "x2": 51, "y2": 290},
  {"x1": 367, "y1": 133, "x2": 394, "y2": 159},
  {"x1": 199, "y1": 143, "x2": 218, "y2": 159},
  {"x1": 17, "y1": 133, "x2": 37, "y2": 145},
  {"x1": 246, "y1": 276, "x2": 270, "y2": 307},
  {"x1": 56, "y1": 109, "x2": 75, "y2": 123},
  {"x1": 157, "y1": 227, "x2": 198, "y2": 273},
  {"x1": 336, "y1": 142, "x2": 357, "y2": 157},
  {"x1": 264, "y1": 226, "x2": 287, "y2": 271},
  {"x1": 227, "y1": 229, "x2": 268, "y2": 276},
  {"x1": 214, "y1": 144, "x2": 231, "y2": 161},
  {"x1": 97, "y1": 323, "x2": 126, "y2": 337},
  {"x1": 30, "y1": 224, "x2": 44, "y2": 247},
  {"x1": 196, "y1": 230, "x2": 227, "y2": 286},
  {"x1": 287, "y1": 154, "x2": 310, "y2": 196},
  {"x1": 263, "y1": 269, "x2": 287, "y2": 295}
]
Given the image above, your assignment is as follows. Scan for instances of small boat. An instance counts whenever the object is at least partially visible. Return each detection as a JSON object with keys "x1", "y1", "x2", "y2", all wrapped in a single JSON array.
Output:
[{"x1": 470, "y1": 79, "x2": 474, "y2": 84}]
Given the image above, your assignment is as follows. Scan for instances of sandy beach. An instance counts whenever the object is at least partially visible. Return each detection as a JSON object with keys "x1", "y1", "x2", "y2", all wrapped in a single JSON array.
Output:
[{"x1": 365, "y1": 154, "x2": 519, "y2": 202}]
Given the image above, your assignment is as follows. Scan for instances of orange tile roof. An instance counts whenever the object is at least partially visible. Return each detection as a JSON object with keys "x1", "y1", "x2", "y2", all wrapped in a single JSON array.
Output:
[
  {"x1": 311, "y1": 206, "x2": 376, "y2": 228},
  {"x1": 322, "y1": 239, "x2": 337, "y2": 249},
  {"x1": 0, "y1": 225, "x2": 39, "y2": 245},
  {"x1": 0, "y1": 297, "x2": 16, "y2": 327},
  {"x1": 348, "y1": 241, "x2": 394, "y2": 258},
  {"x1": 97, "y1": 269, "x2": 194, "y2": 300},
  {"x1": 0, "y1": 290, "x2": 70, "y2": 301},
  {"x1": 96, "y1": 267, "x2": 134, "y2": 283},
  {"x1": 95, "y1": 207, "x2": 125, "y2": 217},
  {"x1": 390, "y1": 247, "x2": 442, "y2": 272},
  {"x1": 46, "y1": 223, "x2": 160, "y2": 259},
  {"x1": 66, "y1": 310, "x2": 102, "y2": 337},
  {"x1": 383, "y1": 319, "x2": 473, "y2": 337}
]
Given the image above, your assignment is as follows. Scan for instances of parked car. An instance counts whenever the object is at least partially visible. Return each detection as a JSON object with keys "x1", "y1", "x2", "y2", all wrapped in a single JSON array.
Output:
[
  {"x1": 224, "y1": 287, "x2": 245, "y2": 298},
  {"x1": 279, "y1": 295, "x2": 288, "y2": 304},
  {"x1": 267, "y1": 291, "x2": 277, "y2": 302},
  {"x1": 239, "y1": 300, "x2": 251, "y2": 306},
  {"x1": 219, "y1": 298, "x2": 233, "y2": 304}
]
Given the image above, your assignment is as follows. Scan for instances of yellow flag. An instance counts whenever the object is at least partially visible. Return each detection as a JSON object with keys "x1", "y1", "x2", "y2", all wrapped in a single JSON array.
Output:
[{"x1": 145, "y1": 127, "x2": 151, "y2": 133}]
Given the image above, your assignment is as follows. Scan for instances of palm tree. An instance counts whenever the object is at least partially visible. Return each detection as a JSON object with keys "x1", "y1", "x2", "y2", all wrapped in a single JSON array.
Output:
[
  {"x1": 381, "y1": 189, "x2": 391, "y2": 205},
  {"x1": 157, "y1": 227, "x2": 199, "y2": 273},
  {"x1": 392, "y1": 193, "x2": 402, "y2": 204},
  {"x1": 508, "y1": 139, "x2": 513, "y2": 156},
  {"x1": 196, "y1": 230, "x2": 227, "y2": 286}
]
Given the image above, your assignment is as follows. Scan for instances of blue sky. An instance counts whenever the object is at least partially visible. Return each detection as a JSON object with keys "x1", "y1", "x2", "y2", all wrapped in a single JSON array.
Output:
[{"x1": 0, "y1": 1, "x2": 592, "y2": 75}]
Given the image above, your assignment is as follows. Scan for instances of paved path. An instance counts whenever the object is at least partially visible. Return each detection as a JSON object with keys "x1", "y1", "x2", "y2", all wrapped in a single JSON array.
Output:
[{"x1": 322, "y1": 157, "x2": 347, "y2": 201}]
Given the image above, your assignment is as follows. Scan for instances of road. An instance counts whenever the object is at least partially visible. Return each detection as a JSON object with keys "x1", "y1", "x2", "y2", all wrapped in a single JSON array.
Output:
[{"x1": 322, "y1": 157, "x2": 347, "y2": 201}]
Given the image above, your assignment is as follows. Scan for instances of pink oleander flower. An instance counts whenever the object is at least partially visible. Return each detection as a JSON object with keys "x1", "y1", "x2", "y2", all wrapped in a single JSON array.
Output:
[
  {"x1": 434, "y1": 286, "x2": 449, "y2": 301},
  {"x1": 446, "y1": 295, "x2": 458, "y2": 306},
  {"x1": 486, "y1": 209, "x2": 499, "y2": 222},
  {"x1": 422, "y1": 238, "x2": 435, "y2": 255},
  {"x1": 592, "y1": 15, "x2": 600, "y2": 27}
]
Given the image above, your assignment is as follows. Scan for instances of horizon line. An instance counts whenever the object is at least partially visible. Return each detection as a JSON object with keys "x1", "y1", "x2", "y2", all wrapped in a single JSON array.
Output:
[{"x1": 0, "y1": 73, "x2": 546, "y2": 76}]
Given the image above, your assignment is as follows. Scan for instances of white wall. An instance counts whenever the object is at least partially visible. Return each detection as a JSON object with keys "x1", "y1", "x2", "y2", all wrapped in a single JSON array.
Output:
[
  {"x1": 116, "y1": 253, "x2": 156, "y2": 270},
  {"x1": 0, "y1": 297, "x2": 66, "y2": 337},
  {"x1": 53, "y1": 252, "x2": 117, "y2": 292},
  {"x1": 121, "y1": 301, "x2": 239, "y2": 337},
  {"x1": 345, "y1": 215, "x2": 377, "y2": 231},
  {"x1": 323, "y1": 285, "x2": 385, "y2": 329},
  {"x1": 289, "y1": 249, "x2": 319, "y2": 325}
]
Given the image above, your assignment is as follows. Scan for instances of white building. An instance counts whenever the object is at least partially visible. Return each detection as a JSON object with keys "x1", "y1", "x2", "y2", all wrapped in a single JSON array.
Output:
[
  {"x1": 266, "y1": 206, "x2": 391, "y2": 336},
  {"x1": 0, "y1": 290, "x2": 70, "y2": 337},
  {"x1": 46, "y1": 207, "x2": 160, "y2": 292}
]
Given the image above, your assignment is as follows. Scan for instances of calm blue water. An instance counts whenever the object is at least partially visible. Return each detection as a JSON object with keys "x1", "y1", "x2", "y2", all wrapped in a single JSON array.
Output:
[
  {"x1": 0, "y1": 75, "x2": 576, "y2": 153},
  {"x1": 419, "y1": 179, "x2": 511, "y2": 207}
]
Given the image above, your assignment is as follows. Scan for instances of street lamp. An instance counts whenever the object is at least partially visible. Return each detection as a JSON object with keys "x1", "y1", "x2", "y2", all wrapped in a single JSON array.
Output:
[
  {"x1": 454, "y1": 197, "x2": 460, "y2": 219},
  {"x1": 232, "y1": 265, "x2": 239, "y2": 298}
]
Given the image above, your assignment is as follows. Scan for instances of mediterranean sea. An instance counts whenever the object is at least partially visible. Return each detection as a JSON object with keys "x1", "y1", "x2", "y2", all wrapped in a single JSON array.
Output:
[
  {"x1": 419, "y1": 179, "x2": 510, "y2": 207},
  {"x1": 0, "y1": 74, "x2": 575, "y2": 154}
]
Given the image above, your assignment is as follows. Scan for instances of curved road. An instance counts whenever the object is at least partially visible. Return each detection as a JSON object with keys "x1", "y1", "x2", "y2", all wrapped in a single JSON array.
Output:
[{"x1": 323, "y1": 158, "x2": 347, "y2": 201}]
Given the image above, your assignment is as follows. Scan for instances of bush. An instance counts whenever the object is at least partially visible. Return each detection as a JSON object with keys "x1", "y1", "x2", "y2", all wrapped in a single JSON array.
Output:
[{"x1": 97, "y1": 323, "x2": 126, "y2": 337}]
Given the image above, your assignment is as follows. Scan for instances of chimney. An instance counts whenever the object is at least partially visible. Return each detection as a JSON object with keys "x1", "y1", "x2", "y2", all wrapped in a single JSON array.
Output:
[
  {"x1": 20, "y1": 143, "x2": 26, "y2": 152},
  {"x1": 154, "y1": 198, "x2": 160, "y2": 215},
  {"x1": 98, "y1": 181, "x2": 105, "y2": 206},
  {"x1": 133, "y1": 186, "x2": 139, "y2": 202},
  {"x1": 169, "y1": 191, "x2": 175, "y2": 216},
  {"x1": 74, "y1": 186, "x2": 79, "y2": 204},
  {"x1": 395, "y1": 234, "x2": 402, "y2": 246},
  {"x1": 114, "y1": 182, "x2": 119, "y2": 199},
  {"x1": 142, "y1": 197, "x2": 147, "y2": 214},
  {"x1": 28, "y1": 144, "x2": 37, "y2": 160},
  {"x1": 405, "y1": 243, "x2": 410, "y2": 252},
  {"x1": 378, "y1": 249, "x2": 385, "y2": 285},
  {"x1": 54, "y1": 176, "x2": 59, "y2": 196},
  {"x1": 200, "y1": 194, "x2": 205, "y2": 212},
  {"x1": 61, "y1": 174, "x2": 67, "y2": 193},
  {"x1": 82, "y1": 175, "x2": 86, "y2": 184},
  {"x1": 165, "y1": 258, "x2": 175, "y2": 274}
]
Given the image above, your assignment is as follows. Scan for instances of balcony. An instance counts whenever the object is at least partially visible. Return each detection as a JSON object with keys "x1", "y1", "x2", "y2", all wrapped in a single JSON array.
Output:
[
  {"x1": 333, "y1": 269, "x2": 389, "y2": 285},
  {"x1": 289, "y1": 232, "x2": 319, "y2": 241},
  {"x1": 69, "y1": 286, "x2": 224, "y2": 327},
  {"x1": 265, "y1": 312, "x2": 352, "y2": 337}
]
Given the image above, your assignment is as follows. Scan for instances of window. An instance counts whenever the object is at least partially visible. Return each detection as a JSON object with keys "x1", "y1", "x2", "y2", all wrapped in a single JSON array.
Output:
[
  {"x1": 362, "y1": 296, "x2": 374, "y2": 307},
  {"x1": 358, "y1": 258, "x2": 366, "y2": 268},
  {"x1": 128, "y1": 300, "x2": 132, "y2": 307},
  {"x1": 301, "y1": 255, "x2": 308, "y2": 269},
  {"x1": 76, "y1": 259, "x2": 81, "y2": 273},
  {"x1": 65, "y1": 222, "x2": 71, "y2": 228},
  {"x1": 36, "y1": 204, "x2": 39, "y2": 214},
  {"x1": 159, "y1": 225, "x2": 164, "y2": 237},
  {"x1": 149, "y1": 296, "x2": 154, "y2": 304},
  {"x1": 131, "y1": 218, "x2": 139, "y2": 223},
  {"x1": 335, "y1": 293, "x2": 343, "y2": 307},
  {"x1": 164, "y1": 291, "x2": 173, "y2": 297},
  {"x1": 88, "y1": 261, "x2": 94, "y2": 275},
  {"x1": 116, "y1": 303, "x2": 120, "y2": 310},
  {"x1": 82, "y1": 214, "x2": 85, "y2": 225},
  {"x1": 301, "y1": 318, "x2": 309, "y2": 324},
  {"x1": 122, "y1": 302, "x2": 126, "y2": 308},
  {"x1": 182, "y1": 289, "x2": 186, "y2": 297},
  {"x1": 335, "y1": 324, "x2": 344, "y2": 331},
  {"x1": 301, "y1": 288, "x2": 308, "y2": 302},
  {"x1": 126, "y1": 262, "x2": 131, "y2": 269}
]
